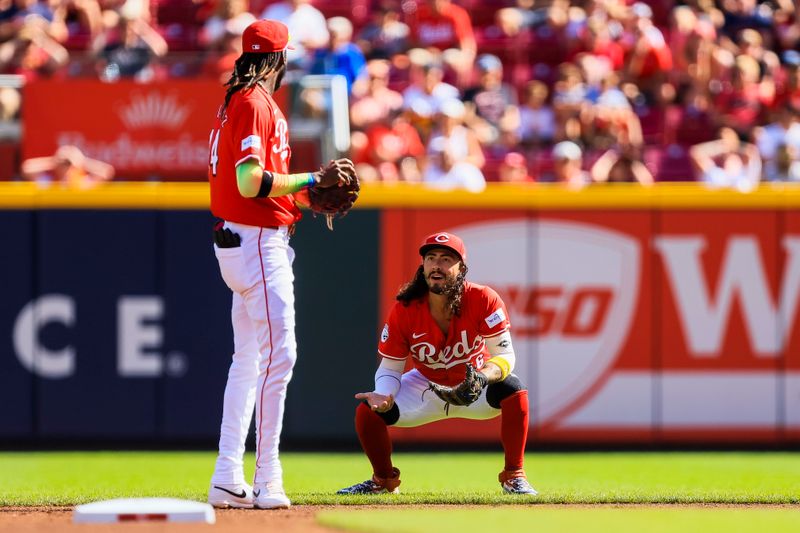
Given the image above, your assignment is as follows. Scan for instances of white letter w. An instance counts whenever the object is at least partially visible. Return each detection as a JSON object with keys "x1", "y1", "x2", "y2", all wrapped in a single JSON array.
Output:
[{"x1": 654, "y1": 236, "x2": 800, "y2": 357}]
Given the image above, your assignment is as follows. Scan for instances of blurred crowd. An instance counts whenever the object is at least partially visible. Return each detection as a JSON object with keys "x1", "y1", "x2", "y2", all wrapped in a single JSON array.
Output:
[{"x1": 3, "y1": 0, "x2": 800, "y2": 189}]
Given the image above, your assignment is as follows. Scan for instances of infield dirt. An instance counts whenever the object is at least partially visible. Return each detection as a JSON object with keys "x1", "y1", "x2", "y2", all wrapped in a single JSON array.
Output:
[{"x1": 2, "y1": 504, "x2": 797, "y2": 533}]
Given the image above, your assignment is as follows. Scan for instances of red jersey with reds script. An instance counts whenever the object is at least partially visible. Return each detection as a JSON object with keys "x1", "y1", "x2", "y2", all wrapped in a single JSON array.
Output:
[
  {"x1": 208, "y1": 84, "x2": 302, "y2": 227},
  {"x1": 378, "y1": 282, "x2": 510, "y2": 387}
]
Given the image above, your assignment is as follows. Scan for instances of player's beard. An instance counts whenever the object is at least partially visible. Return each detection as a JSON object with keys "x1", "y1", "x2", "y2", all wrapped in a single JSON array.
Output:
[{"x1": 427, "y1": 271, "x2": 455, "y2": 295}]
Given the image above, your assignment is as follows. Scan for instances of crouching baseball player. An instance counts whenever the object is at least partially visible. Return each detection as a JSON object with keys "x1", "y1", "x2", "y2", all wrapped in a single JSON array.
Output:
[{"x1": 337, "y1": 232, "x2": 537, "y2": 496}]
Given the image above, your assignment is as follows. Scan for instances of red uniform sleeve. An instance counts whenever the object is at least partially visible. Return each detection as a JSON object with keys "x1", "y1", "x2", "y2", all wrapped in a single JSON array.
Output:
[
  {"x1": 229, "y1": 97, "x2": 273, "y2": 168},
  {"x1": 478, "y1": 286, "x2": 511, "y2": 338},
  {"x1": 378, "y1": 303, "x2": 410, "y2": 360}
]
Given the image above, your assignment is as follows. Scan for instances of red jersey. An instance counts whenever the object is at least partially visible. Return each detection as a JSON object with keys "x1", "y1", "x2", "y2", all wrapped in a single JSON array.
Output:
[
  {"x1": 411, "y1": 3, "x2": 474, "y2": 51},
  {"x1": 378, "y1": 282, "x2": 510, "y2": 387},
  {"x1": 208, "y1": 84, "x2": 302, "y2": 227}
]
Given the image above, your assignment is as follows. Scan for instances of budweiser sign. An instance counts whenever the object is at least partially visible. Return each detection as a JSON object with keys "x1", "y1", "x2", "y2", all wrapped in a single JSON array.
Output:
[{"x1": 24, "y1": 80, "x2": 224, "y2": 179}]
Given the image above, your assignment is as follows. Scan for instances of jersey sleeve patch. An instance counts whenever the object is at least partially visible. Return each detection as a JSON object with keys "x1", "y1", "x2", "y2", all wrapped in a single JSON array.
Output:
[
  {"x1": 241, "y1": 135, "x2": 262, "y2": 151},
  {"x1": 381, "y1": 323, "x2": 389, "y2": 343},
  {"x1": 485, "y1": 308, "x2": 506, "y2": 329}
]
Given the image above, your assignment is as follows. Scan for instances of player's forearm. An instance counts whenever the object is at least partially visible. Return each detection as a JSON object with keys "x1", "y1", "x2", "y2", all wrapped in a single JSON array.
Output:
[
  {"x1": 373, "y1": 356, "x2": 405, "y2": 397},
  {"x1": 236, "y1": 160, "x2": 316, "y2": 198},
  {"x1": 484, "y1": 331, "x2": 516, "y2": 381}
]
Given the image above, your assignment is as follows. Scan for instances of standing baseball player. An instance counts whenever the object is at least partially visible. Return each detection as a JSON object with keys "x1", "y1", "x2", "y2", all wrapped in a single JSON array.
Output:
[
  {"x1": 337, "y1": 232, "x2": 537, "y2": 495},
  {"x1": 206, "y1": 19, "x2": 358, "y2": 510}
]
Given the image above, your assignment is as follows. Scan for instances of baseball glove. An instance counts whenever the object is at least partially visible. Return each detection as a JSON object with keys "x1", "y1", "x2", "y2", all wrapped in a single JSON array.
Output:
[
  {"x1": 427, "y1": 364, "x2": 488, "y2": 409},
  {"x1": 309, "y1": 160, "x2": 360, "y2": 230}
]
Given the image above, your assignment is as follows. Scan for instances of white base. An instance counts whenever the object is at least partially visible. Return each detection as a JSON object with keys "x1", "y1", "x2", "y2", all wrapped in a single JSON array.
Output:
[{"x1": 73, "y1": 498, "x2": 216, "y2": 524}]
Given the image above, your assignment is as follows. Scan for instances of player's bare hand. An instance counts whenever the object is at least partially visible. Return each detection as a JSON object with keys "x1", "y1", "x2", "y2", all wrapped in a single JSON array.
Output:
[
  {"x1": 355, "y1": 392, "x2": 394, "y2": 412},
  {"x1": 313, "y1": 158, "x2": 357, "y2": 188}
]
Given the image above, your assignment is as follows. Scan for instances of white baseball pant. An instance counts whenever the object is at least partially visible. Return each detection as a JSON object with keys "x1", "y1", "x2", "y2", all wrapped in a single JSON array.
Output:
[
  {"x1": 210, "y1": 222, "x2": 297, "y2": 486},
  {"x1": 393, "y1": 368, "x2": 501, "y2": 427}
]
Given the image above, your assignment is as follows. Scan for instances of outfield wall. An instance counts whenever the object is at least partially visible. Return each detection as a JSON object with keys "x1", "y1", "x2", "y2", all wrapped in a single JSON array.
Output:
[{"x1": 1, "y1": 182, "x2": 799, "y2": 446}]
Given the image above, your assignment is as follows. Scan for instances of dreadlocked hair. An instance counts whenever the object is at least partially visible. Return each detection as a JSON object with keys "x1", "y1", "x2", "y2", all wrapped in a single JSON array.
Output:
[
  {"x1": 396, "y1": 263, "x2": 469, "y2": 317},
  {"x1": 223, "y1": 52, "x2": 286, "y2": 110}
]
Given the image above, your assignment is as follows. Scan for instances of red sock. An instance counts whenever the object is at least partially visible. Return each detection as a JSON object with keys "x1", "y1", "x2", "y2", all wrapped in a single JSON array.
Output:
[
  {"x1": 355, "y1": 403, "x2": 394, "y2": 478},
  {"x1": 500, "y1": 390, "x2": 529, "y2": 472}
]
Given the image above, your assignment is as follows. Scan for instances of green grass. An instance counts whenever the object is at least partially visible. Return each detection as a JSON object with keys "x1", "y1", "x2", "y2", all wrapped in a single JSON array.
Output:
[
  {"x1": 317, "y1": 508, "x2": 800, "y2": 533},
  {"x1": 1, "y1": 452, "x2": 799, "y2": 506}
]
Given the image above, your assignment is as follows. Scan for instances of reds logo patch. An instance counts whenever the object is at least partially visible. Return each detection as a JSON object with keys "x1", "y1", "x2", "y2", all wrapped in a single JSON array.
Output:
[{"x1": 381, "y1": 324, "x2": 389, "y2": 343}]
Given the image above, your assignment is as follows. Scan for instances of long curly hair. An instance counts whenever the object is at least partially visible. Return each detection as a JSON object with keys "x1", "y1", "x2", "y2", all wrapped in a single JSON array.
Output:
[
  {"x1": 396, "y1": 263, "x2": 469, "y2": 316},
  {"x1": 223, "y1": 51, "x2": 286, "y2": 111}
]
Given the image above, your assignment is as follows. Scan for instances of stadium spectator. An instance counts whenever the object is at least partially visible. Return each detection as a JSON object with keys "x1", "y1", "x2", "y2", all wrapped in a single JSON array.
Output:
[
  {"x1": 773, "y1": 51, "x2": 800, "y2": 111},
  {"x1": 714, "y1": 54, "x2": 766, "y2": 137},
  {"x1": 498, "y1": 151, "x2": 533, "y2": 183},
  {"x1": 0, "y1": 20, "x2": 68, "y2": 81},
  {"x1": 423, "y1": 99, "x2": 486, "y2": 192},
  {"x1": 0, "y1": 85, "x2": 19, "y2": 120},
  {"x1": 52, "y1": 0, "x2": 104, "y2": 42},
  {"x1": 585, "y1": 72, "x2": 645, "y2": 150},
  {"x1": 350, "y1": 58, "x2": 403, "y2": 129},
  {"x1": 409, "y1": 0, "x2": 476, "y2": 85},
  {"x1": 667, "y1": 83, "x2": 717, "y2": 146},
  {"x1": 582, "y1": 18, "x2": 623, "y2": 72},
  {"x1": 765, "y1": 142, "x2": 800, "y2": 182},
  {"x1": 755, "y1": 104, "x2": 800, "y2": 182},
  {"x1": 625, "y1": 2, "x2": 672, "y2": 97},
  {"x1": 550, "y1": 140, "x2": 590, "y2": 189},
  {"x1": 198, "y1": 0, "x2": 255, "y2": 50},
  {"x1": 21, "y1": 144, "x2": 114, "y2": 187},
  {"x1": 352, "y1": 108, "x2": 425, "y2": 183},
  {"x1": 402, "y1": 49, "x2": 459, "y2": 140},
  {"x1": 590, "y1": 146, "x2": 655, "y2": 185},
  {"x1": 261, "y1": 0, "x2": 328, "y2": 71},
  {"x1": 719, "y1": 0, "x2": 772, "y2": 40},
  {"x1": 689, "y1": 127, "x2": 762, "y2": 190},
  {"x1": 735, "y1": 28, "x2": 780, "y2": 81},
  {"x1": 488, "y1": 6, "x2": 526, "y2": 40},
  {"x1": 517, "y1": 80, "x2": 556, "y2": 148},
  {"x1": 0, "y1": 0, "x2": 68, "y2": 42},
  {"x1": 513, "y1": 0, "x2": 543, "y2": 30},
  {"x1": 201, "y1": 20, "x2": 243, "y2": 83},
  {"x1": 310, "y1": 16, "x2": 367, "y2": 94},
  {"x1": 775, "y1": 1, "x2": 800, "y2": 51},
  {"x1": 355, "y1": 1, "x2": 409, "y2": 59},
  {"x1": 463, "y1": 53, "x2": 519, "y2": 147},
  {"x1": 668, "y1": 5, "x2": 717, "y2": 88},
  {"x1": 92, "y1": 10, "x2": 167, "y2": 81},
  {"x1": 552, "y1": 63, "x2": 589, "y2": 138}
]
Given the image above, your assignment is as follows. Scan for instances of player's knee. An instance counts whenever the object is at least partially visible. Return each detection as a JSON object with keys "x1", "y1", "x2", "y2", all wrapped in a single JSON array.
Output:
[
  {"x1": 486, "y1": 374, "x2": 526, "y2": 409},
  {"x1": 359, "y1": 400, "x2": 400, "y2": 426}
]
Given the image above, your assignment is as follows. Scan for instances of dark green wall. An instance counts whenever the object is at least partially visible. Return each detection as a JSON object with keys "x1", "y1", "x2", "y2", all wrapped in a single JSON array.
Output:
[{"x1": 284, "y1": 210, "x2": 380, "y2": 445}]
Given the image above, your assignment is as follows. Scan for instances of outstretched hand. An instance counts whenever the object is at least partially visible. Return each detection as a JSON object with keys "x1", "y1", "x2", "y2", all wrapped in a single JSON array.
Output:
[
  {"x1": 314, "y1": 158, "x2": 357, "y2": 188},
  {"x1": 355, "y1": 391, "x2": 395, "y2": 413}
]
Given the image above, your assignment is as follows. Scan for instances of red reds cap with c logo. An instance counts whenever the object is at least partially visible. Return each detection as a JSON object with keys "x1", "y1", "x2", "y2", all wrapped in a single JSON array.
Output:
[
  {"x1": 419, "y1": 232, "x2": 467, "y2": 262},
  {"x1": 242, "y1": 20, "x2": 294, "y2": 54}
]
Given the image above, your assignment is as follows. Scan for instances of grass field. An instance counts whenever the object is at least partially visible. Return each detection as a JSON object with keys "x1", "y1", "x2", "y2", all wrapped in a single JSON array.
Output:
[
  {"x1": 317, "y1": 507, "x2": 800, "y2": 533},
  {"x1": 1, "y1": 451, "x2": 798, "y2": 507}
]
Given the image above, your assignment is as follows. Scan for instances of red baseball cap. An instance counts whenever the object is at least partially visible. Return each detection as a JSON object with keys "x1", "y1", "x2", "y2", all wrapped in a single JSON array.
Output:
[
  {"x1": 242, "y1": 20, "x2": 294, "y2": 54},
  {"x1": 419, "y1": 232, "x2": 467, "y2": 262}
]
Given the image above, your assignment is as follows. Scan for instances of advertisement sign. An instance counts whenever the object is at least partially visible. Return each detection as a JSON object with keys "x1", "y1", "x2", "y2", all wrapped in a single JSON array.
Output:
[
  {"x1": 380, "y1": 210, "x2": 800, "y2": 444},
  {"x1": 22, "y1": 81, "x2": 288, "y2": 180}
]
